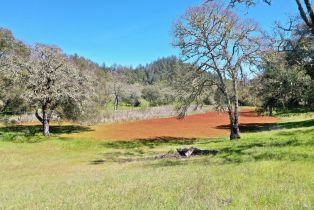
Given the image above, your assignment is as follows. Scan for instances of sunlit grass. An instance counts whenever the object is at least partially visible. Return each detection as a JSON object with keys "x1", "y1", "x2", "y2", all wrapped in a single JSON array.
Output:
[
  {"x1": 274, "y1": 108, "x2": 314, "y2": 122},
  {"x1": 0, "y1": 112, "x2": 313, "y2": 209}
]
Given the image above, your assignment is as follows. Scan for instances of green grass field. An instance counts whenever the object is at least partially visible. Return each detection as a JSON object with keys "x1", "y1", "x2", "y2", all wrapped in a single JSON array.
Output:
[{"x1": 0, "y1": 111, "x2": 313, "y2": 209}]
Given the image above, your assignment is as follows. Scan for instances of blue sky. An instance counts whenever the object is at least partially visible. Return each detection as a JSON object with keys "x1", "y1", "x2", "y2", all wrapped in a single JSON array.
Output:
[{"x1": 1, "y1": 0, "x2": 296, "y2": 67}]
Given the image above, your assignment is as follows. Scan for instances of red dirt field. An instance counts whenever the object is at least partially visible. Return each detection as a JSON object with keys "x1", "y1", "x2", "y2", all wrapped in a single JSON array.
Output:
[{"x1": 65, "y1": 109, "x2": 278, "y2": 141}]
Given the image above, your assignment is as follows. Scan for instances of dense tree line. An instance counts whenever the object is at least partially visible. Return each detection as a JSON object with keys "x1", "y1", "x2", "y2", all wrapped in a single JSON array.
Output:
[{"x1": 105, "y1": 57, "x2": 180, "y2": 108}]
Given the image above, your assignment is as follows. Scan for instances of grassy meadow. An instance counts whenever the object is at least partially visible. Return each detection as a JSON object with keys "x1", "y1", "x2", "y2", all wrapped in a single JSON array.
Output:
[{"x1": 0, "y1": 110, "x2": 313, "y2": 209}]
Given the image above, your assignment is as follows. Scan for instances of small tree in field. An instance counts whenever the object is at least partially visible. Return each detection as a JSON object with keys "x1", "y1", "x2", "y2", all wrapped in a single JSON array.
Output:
[
  {"x1": 173, "y1": 2, "x2": 263, "y2": 140},
  {"x1": 20, "y1": 44, "x2": 93, "y2": 136},
  {"x1": 106, "y1": 70, "x2": 128, "y2": 110}
]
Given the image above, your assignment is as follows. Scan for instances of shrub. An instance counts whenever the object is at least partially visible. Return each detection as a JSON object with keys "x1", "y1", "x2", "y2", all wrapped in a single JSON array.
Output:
[
  {"x1": 139, "y1": 99, "x2": 150, "y2": 111},
  {"x1": 142, "y1": 85, "x2": 162, "y2": 106}
]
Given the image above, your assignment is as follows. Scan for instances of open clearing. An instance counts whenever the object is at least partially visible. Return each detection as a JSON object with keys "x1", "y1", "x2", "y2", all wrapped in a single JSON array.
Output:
[
  {"x1": 0, "y1": 110, "x2": 313, "y2": 209},
  {"x1": 65, "y1": 109, "x2": 278, "y2": 141}
]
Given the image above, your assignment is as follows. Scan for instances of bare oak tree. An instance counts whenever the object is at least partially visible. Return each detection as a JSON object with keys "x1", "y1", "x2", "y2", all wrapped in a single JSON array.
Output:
[
  {"x1": 20, "y1": 44, "x2": 93, "y2": 136},
  {"x1": 173, "y1": 2, "x2": 263, "y2": 140},
  {"x1": 106, "y1": 70, "x2": 128, "y2": 110}
]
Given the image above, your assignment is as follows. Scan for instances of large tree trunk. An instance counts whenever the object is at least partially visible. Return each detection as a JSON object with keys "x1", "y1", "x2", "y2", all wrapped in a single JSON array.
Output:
[
  {"x1": 42, "y1": 116, "x2": 49, "y2": 136},
  {"x1": 114, "y1": 96, "x2": 119, "y2": 110},
  {"x1": 42, "y1": 104, "x2": 50, "y2": 136},
  {"x1": 35, "y1": 104, "x2": 50, "y2": 136},
  {"x1": 215, "y1": 68, "x2": 241, "y2": 140},
  {"x1": 269, "y1": 105, "x2": 273, "y2": 116},
  {"x1": 230, "y1": 75, "x2": 241, "y2": 140},
  {"x1": 230, "y1": 116, "x2": 241, "y2": 140},
  {"x1": 228, "y1": 110, "x2": 241, "y2": 140}
]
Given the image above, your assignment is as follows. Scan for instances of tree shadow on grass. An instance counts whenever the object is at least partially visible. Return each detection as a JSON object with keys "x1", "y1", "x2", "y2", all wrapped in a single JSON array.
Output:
[
  {"x1": 210, "y1": 126, "x2": 314, "y2": 165},
  {"x1": 90, "y1": 150, "x2": 159, "y2": 165},
  {"x1": 144, "y1": 134, "x2": 314, "y2": 168},
  {"x1": 91, "y1": 137, "x2": 230, "y2": 165},
  {"x1": 0, "y1": 125, "x2": 93, "y2": 134},
  {"x1": 216, "y1": 119, "x2": 314, "y2": 133},
  {"x1": 90, "y1": 136, "x2": 200, "y2": 165},
  {"x1": 274, "y1": 107, "x2": 314, "y2": 116},
  {"x1": 101, "y1": 136, "x2": 198, "y2": 149},
  {"x1": 0, "y1": 125, "x2": 93, "y2": 143},
  {"x1": 95, "y1": 126, "x2": 314, "y2": 167},
  {"x1": 217, "y1": 138, "x2": 313, "y2": 164}
]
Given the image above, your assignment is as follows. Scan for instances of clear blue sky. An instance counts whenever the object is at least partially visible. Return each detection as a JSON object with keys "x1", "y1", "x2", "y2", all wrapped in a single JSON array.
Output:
[{"x1": 0, "y1": 0, "x2": 296, "y2": 67}]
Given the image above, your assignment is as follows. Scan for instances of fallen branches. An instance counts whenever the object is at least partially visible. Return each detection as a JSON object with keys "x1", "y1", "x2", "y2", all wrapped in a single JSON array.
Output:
[
  {"x1": 177, "y1": 147, "x2": 220, "y2": 157},
  {"x1": 156, "y1": 147, "x2": 220, "y2": 159}
]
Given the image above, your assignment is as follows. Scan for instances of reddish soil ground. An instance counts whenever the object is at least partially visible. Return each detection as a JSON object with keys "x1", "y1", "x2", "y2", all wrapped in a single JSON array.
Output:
[{"x1": 67, "y1": 109, "x2": 278, "y2": 141}]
